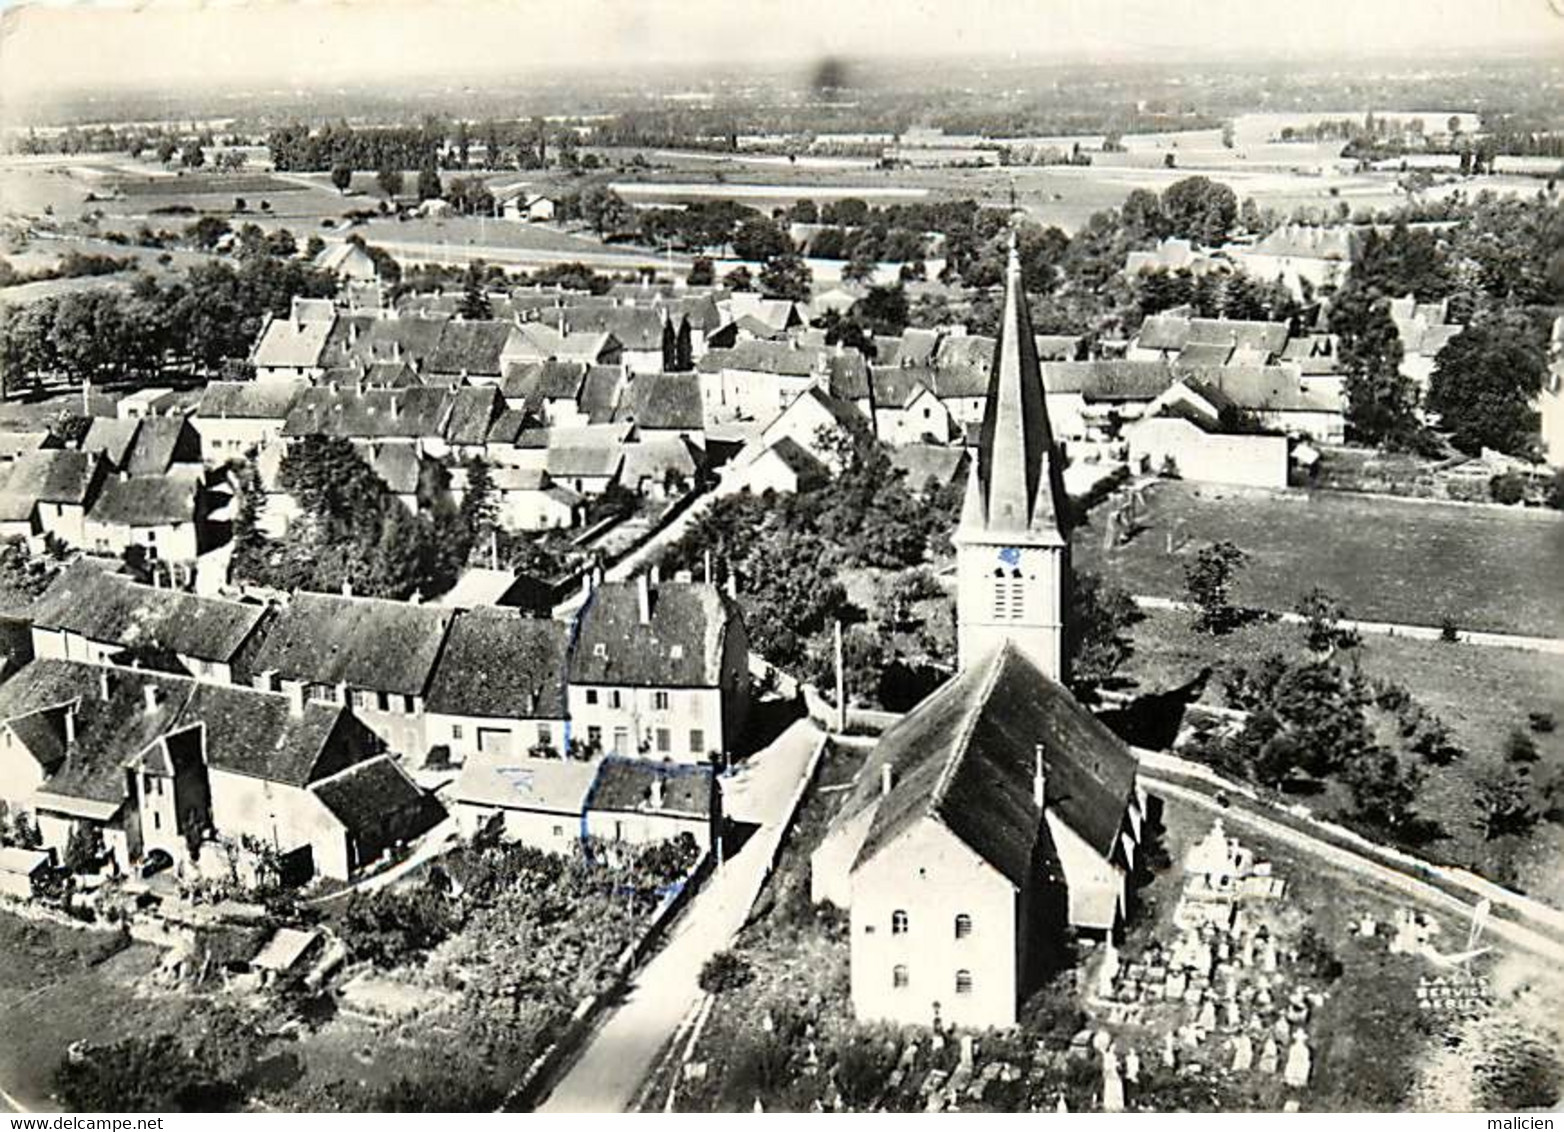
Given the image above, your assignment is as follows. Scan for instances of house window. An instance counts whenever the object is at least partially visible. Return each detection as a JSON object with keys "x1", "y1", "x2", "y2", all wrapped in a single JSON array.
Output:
[
  {"x1": 585, "y1": 689, "x2": 599, "y2": 706},
  {"x1": 955, "y1": 914, "x2": 973, "y2": 939},
  {"x1": 536, "y1": 724, "x2": 551, "y2": 747},
  {"x1": 587, "y1": 725, "x2": 602, "y2": 748},
  {"x1": 690, "y1": 729, "x2": 705, "y2": 755},
  {"x1": 355, "y1": 690, "x2": 374, "y2": 711},
  {"x1": 609, "y1": 690, "x2": 622, "y2": 710},
  {"x1": 552, "y1": 825, "x2": 564, "y2": 837},
  {"x1": 152, "y1": 811, "x2": 161, "y2": 831},
  {"x1": 612, "y1": 727, "x2": 629, "y2": 754},
  {"x1": 653, "y1": 691, "x2": 670, "y2": 711},
  {"x1": 955, "y1": 970, "x2": 973, "y2": 995},
  {"x1": 452, "y1": 724, "x2": 464, "y2": 741},
  {"x1": 655, "y1": 728, "x2": 671, "y2": 753},
  {"x1": 891, "y1": 910, "x2": 909, "y2": 935},
  {"x1": 308, "y1": 683, "x2": 335, "y2": 704},
  {"x1": 892, "y1": 965, "x2": 909, "y2": 989},
  {"x1": 376, "y1": 691, "x2": 390, "y2": 712}
]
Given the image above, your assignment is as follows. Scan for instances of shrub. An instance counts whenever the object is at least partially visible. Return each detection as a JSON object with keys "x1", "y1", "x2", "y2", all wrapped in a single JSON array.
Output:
[
  {"x1": 1439, "y1": 615, "x2": 1459, "y2": 643},
  {"x1": 698, "y1": 949, "x2": 753, "y2": 995},
  {"x1": 1505, "y1": 729, "x2": 1540, "y2": 764},
  {"x1": 1489, "y1": 472, "x2": 1526, "y2": 505},
  {"x1": 1529, "y1": 711, "x2": 1556, "y2": 733}
]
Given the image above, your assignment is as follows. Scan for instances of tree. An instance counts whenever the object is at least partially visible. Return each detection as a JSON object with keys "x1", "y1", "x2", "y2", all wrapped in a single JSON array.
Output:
[
  {"x1": 1184, "y1": 540, "x2": 1248, "y2": 634},
  {"x1": 578, "y1": 184, "x2": 631, "y2": 236},
  {"x1": 330, "y1": 163, "x2": 353, "y2": 194},
  {"x1": 180, "y1": 143, "x2": 205, "y2": 169},
  {"x1": 459, "y1": 456, "x2": 497, "y2": 558},
  {"x1": 1161, "y1": 176, "x2": 1238, "y2": 246},
  {"x1": 687, "y1": 256, "x2": 714, "y2": 287},
  {"x1": 723, "y1": 264, "x2": 754, "y2": 292},
  {"x1": 458, "y1": 261, "x2": 492, "y2": 320},
  {"x1": 376, "y1": 164, "x2": 404, "y2": 198},
  {"x1": 852, "y1": 285, "x2": 909, "y2": 335},
  {"x1": 1068, "y1": 569, "x2": 1139, "y2": 688},
  {"x1": 1473, "y1": 764, "x2": 1539, "y2": 841},
  {"x1": 758, "y1": 253, "x2": 812, "y2": 302},
  {"x1": 732, "y1": 216, "x2": 793, "y2": 261},
  {"x1": 63, "y1": 822, "x2": 104, "y2": 873},
  {"x1": 1294, "y1": 587, "x2": 1361, "y2": 656},
  {"x1": 698, "y1": 950, "x2": 754, "y2": 994},
  {"x1": 1427, "y1": 318, "x2": 1546, "y2": 457},
  {"x1": 1334, "y1": 294, "x2": 1421, "y2": 448},
  {"x1": 416, "y1": 163, "x2": 442, "y2": 201}
]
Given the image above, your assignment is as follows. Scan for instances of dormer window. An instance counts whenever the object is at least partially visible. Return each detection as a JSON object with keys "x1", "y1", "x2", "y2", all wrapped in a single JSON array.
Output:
[
  {"x1": 593, "y1": 643, "x2": 607, "y2": 658},
  {"x1": 669, "y1": 644, "x2": 683, "y2": 659}
]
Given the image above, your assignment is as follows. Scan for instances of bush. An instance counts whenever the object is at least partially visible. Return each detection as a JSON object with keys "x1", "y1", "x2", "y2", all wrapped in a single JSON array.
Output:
[
  {"x1": 1529, "y1": 711, "x2": 1556, "y2": 734},
  {"x1": 1439, "y1": 615, "x2": 1460, "y2": 643},
  {"x1": 1505, "y1": 729, "x2": 1540, "y2": 764},
  {"x1": 698, "y1": 949, "x2": 754, "y2": 995},
  {"x1": 1489, "y1": 472, "x2": 1526, "y2": 505}
]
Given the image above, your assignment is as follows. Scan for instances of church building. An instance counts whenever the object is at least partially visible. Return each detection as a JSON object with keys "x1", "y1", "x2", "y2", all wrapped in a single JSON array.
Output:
[{"x1": 811, "y1": 238, "x2": 1148, "y2": 1030}]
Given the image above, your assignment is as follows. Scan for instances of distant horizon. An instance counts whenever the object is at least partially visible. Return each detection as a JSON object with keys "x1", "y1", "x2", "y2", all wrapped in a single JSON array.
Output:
[{"x1": 3, "y1": 0, "x2": 1563, "y2": 111}]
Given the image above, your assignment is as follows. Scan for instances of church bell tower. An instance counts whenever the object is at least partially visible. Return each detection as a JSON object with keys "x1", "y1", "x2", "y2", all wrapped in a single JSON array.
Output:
[{"x1": 952, "y1": 235, "x2": 1072, "y2": 682}]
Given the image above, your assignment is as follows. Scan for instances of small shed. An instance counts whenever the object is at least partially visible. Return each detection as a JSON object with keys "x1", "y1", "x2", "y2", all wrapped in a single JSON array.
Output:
[
  {"x1": 0, "y1": 846, "x2": 51, "y2": 900},
  {"x1": 250, "y1": 926, "x2": 324, "y2": 983}
]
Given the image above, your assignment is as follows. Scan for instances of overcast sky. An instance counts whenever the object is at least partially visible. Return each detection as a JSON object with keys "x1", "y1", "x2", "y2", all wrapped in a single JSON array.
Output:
[{"x1": 2, "y1": 0, "x2": 1561, "y2": 101}]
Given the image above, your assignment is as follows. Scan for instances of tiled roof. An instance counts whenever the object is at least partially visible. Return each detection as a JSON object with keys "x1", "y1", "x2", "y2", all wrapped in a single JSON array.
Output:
[
  {"x1": 310, "y1": 755, "x2": 433, "y2": 837},
  {"x1": 585, "y1": 756, "x2": 713, "y2": 819},
  {"x1": 427, "y1": 320, "x2": 517, "y2": 378},
  {"x1": 568, "y1": 580, "x2": 739, "y2": 688},
  {"x1": 887, "y1": 443, "x2": 967, "y2": 489},
  {"x1": 444, "y1": 385, "x2": 504, "y2": 446},
  {"x1": 124, "y1": 418, "x2": 197, "y2": 476},
  {"x1": 281, "y1": 387, "x2": 450, "y2": 440},
  {"x1": 539, "y1": 307, "x2": 666, "y2": 352},
  {"x1": 198, "y1": 382, "x2": 304, "y2": 420},
  {"x1": 451, "y1": 753, "x2": 596, "y2": 814},
  {"x1": 614, "y1": 372, "x2": 703, "y2": 431},
  {"x1": 234, "y1": 591, "x2": 453, "y2": 697},
  {"x1": 0, "y1": 450, "x2": 102, "y2": 506},
  {"x1": 252, "y1": 316, "x2": 334, "y2": 370},
  {"x1": 82, "y1": 419, "x2": 139, "y2": 469},
  {"x1": 86, "y1": 468, "x2": 200, "y2": 527},
  {"x1": 425, "y1": 607, "x2": 569, "y2": 720},
  {"x1": 29, "y1": 564, "x2": 267, "y2": 664},
  {"x1": 852, "y1": 642, "x2": 1139, "y2": 883},
  {"x1": 1043, "y1": 361, "x2": 1178, "y2": 402}
]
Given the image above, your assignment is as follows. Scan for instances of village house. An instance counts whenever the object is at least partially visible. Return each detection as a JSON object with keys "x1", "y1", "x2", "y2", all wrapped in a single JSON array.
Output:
[
  {"x1": 1124, "y1": 404, "x2": 1290, "y2": 489},
  {"x1": 28, "y1": 562, "x2": 268, "y2": 683},
  {"x1": 1388, "y1": 293, "x2": 1464, "y2": 393},
  {"x1": 1227, "y1": 224, "x2": 1359, "y2": 298},
  {"x1": 1124, "y1": 237, "x2": 1229, "y2": 278},
  {"x1": 450, "y1": 752, "x2": 719, "y2": 856},
  {"x1": 313, "y1": 240, "x2": 380, "y2": 281},
  {"x1": 425, "y1": 319, "x2": 530, "y2": 386},
  {"x1": 512, "y1": 321, "x2": 624, "y2": 368},
  {"x1": 83, "y1": 467, "x2": 210, "y2": 566},
  {"x1": 752, "y1": 386, "x2": 866, "y2": 471},
  {"x1": 488, "y1": 466, "x2": 585, "y2": 531},
  {"x1": 697, "y1": 340, "x2": 868, "y2": 423},
  {"x1": 868, "y1": 368, "x2": 955, "y2": 445},
  {"x1": 501, "y1": 360, "x2": 628, "y2": 427},
  {"x1": 251, "y1": 298, "x2": 337, "y2": 382},
  {"x1": 232, "y1": 591, "x2": 454, "y2": 757},
  {"x1": 423, "y1": 607, "x2": 571, "y2": 764},
  {"x1": 1127, "y1": 314, "x2": 1291, "y2": 365},
  {"x1": 811, "y1": 240, "x2": 1146, "y2": 1030},
  {"x1": 734, "y1": 435, "x2": 830, "y2": 495},
  {"x1": 82, "y1": 416, "x2": 202, "y2": 478},
  {"x1": 535, "y1": 307, "x2": 681, "y2": 374},
  {"x1": 613, "y1": 371, "x2": 706, "y2": 442},
  {"x1": 621, "y1": 435, "x2": 705, "y2": 499},
  {"x1": 0, "y1": 658, "x2": 434, "y2": 882},
  {"x1": 0, "y1": 450, "x2": 108, "y2": 547},
  {"x1": 193, "y1": 381, "x2": 305, "y2": 464},
  {"x1": 566, "y1": 574, "x2": 750, "y2": 764}
]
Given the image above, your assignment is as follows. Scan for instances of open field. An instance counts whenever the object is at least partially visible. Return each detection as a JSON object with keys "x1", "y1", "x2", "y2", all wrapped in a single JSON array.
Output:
[
  {"x1": 0, "y1": 913, "x2": 195, "y2": 1113},
  {"x1": 1076, "y1": 482, "x2": 1564, "y2": 638},
  {"x1": 1117, "y1": 606, "x2": 1564, "y2": 905}
]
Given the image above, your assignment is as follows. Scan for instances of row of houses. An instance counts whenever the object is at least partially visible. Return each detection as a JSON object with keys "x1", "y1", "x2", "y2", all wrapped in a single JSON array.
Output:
[{"x1": 24, "y1": 561, "x2": 751, "y2": 769}]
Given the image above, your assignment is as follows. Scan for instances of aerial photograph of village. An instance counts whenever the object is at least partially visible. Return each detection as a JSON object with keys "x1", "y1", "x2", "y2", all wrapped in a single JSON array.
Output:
[{"x1": 0, "y1": 0, "x2": 1559, "y2": 1118}]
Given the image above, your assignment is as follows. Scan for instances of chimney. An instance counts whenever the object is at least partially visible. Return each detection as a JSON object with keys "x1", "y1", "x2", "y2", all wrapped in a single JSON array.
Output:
[
  {"x1": 649, "y1": 775, "x2": 665, "y2": 811},
  {"x1": 725, "y1": 570, "x2": 737, "y2": 600},
  {"x1": 143, "y1": 684, "x2": 163, "y2": 714},
  {"x1": 880, "y1": 762, "x2": 893, "y2": 797},
  {"x1": 98, "y1": 669, "x2": 112, "y2": 702},
  {"x1": 637, "y1": 572, "x2": 651, "y2": 624},
  {"x1": 703, "y1": 549, "x2": 713, "y2": 584},
  {"x1": 650, "y1": 563, "x2": 661, "y2": 585},
  {"x1": 64, "y1": 703, "x2": 77, "y2": 746},
  {"x1": 1033, "y1": 744, "x2": 1047, "y2": 810},
  {"x1": 341, "y1": 580, "x2": 354, "y2": 598},
  {"x1": 287, "y1": 681, "x2": 305, "y2": 718}
]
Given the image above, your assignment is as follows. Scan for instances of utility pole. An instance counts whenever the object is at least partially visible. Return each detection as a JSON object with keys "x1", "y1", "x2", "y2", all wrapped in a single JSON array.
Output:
[{"x1": 833, "y1": 618, "x2": 846, "y2": 734}]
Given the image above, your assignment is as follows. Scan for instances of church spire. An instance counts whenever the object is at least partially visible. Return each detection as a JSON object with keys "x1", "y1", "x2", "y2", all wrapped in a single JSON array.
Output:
[{"x1": 960, "y1": 232, "x2": 1069, "y2": 543}]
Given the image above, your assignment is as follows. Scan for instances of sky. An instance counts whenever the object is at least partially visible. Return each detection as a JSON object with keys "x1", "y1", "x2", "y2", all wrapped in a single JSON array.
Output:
[{"x1": 1, "y1": 0, "x2": 1561, "y2": 103}]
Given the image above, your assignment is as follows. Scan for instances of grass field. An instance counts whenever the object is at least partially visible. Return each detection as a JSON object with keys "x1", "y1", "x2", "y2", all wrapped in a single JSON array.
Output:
[
  {"x1": 1076, "y1": 482, "x2": 1564, "y2": 638},
  {"x1": 1118, "y1": 606, "x2": 1564, "y2": 905},
  {"x1": 0, "y1": 913, "x2": 196, "y2": 1112}
]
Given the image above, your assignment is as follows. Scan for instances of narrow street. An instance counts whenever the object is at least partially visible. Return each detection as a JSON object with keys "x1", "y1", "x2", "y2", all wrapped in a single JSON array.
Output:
[{"x1": 535, "y1": 716, "x2": 823, "y2": 1112}]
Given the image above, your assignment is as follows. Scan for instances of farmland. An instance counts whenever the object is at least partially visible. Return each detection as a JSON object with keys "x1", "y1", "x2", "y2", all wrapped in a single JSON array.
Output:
[{"x1": 1076, "y1": 482, "x2": 1564, "y2": 639}]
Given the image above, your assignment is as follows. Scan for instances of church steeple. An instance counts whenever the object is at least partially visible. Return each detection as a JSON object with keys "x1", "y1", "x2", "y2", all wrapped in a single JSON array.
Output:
[
  {"x1": 960, "y1": 234, "x2": 1070, "y2": 542},
  {"x1": 953, "y1": 233, "x2": 1072, "y2": 681}
]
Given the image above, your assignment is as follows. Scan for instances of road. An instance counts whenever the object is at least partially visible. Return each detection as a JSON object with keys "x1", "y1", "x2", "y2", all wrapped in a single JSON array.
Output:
[
  {"x1": 1131, "y1": 594, "x2": 1564, "y2": 656},
  {"x1": 535, "y1": 717, "x2": 823, "y2": 1113}
]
